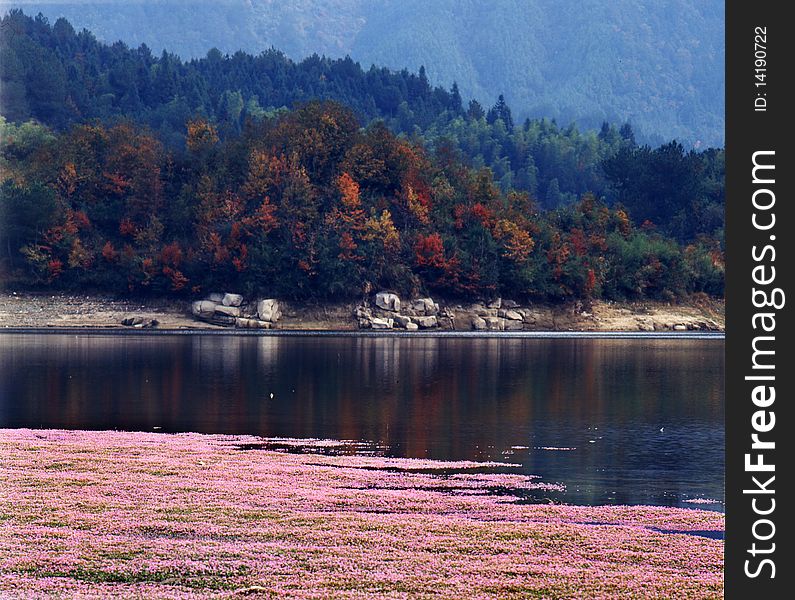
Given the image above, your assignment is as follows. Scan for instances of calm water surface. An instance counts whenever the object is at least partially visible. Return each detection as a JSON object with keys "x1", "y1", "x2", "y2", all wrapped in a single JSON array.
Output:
[{"x1": 0, "y1": 334, "x2": 724, "y2": 509}]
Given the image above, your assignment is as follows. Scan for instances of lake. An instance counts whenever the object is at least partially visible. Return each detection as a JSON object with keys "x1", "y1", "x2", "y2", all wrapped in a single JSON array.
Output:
[{"x1": 0, "y1": 333, "x2": 724, "y2": 509}]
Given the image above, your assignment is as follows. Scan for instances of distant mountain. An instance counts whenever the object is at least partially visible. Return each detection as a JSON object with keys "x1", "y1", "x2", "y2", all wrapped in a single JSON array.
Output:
[{"x1": 4, "y1": 0, "x2": 724, "y2": 146}]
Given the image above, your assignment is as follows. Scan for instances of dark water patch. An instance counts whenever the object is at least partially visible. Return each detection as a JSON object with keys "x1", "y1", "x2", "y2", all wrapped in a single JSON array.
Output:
[
  {"x1": 235, "y1": 440, "x2": 388, "y2": 456},
  {"x1": 0, "y1": 334, "x2": 724, "y2": 510},
  {"x1": 651, "y1": 528, "x2": 725, "y2": 540},
  {"x1": 580, "y1": 521, "x2": 724, "y2": 540}
]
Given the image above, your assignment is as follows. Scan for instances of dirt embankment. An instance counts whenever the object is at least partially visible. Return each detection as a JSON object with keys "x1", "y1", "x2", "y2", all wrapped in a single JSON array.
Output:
[{"x1": 0, "y1": 291, "x2": 724, "y2": 332}]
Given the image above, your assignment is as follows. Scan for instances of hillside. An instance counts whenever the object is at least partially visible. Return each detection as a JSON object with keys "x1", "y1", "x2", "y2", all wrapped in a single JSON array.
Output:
[
  {"x1": 0, "y1": 10, "x2": 725, "y2": 240},
  {"x1": 0, "y1": 102, "x2": 724, "y2": 303},
  {"x1": 5, "y1": 0, "x2": 724, "y2": 146},
  {"x1": 0, "y1": 11, "x2": 725, "y2": 304}
]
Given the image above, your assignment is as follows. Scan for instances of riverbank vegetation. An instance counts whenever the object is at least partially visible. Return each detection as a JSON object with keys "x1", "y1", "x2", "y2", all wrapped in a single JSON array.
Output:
[{"x1": 1, "y1": 11, "x2": 724, "y2": 303}]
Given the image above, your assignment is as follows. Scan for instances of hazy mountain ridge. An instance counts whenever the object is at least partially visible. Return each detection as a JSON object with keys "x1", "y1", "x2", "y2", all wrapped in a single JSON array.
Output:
[{"x1": 4, "y1": 0, "x2": 724, "y2": 146}]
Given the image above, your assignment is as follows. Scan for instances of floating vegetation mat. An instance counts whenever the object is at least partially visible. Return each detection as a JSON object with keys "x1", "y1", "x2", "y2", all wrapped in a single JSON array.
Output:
[{"x1": 0, "y1": 429, "x2": 723, "y2": 598}]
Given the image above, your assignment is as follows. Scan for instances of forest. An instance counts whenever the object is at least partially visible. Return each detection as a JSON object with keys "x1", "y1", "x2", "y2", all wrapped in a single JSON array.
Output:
[
  {"x1": 6, "y1": 0, "x2": 725, "y2": 147},
  {"x1": 0, "y1": 11, "x2": 724, "y2": 302}
]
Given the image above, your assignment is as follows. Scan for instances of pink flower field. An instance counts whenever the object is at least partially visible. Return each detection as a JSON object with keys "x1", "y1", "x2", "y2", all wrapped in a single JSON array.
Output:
[{"x1": 0, "y1": 429, "x2": 723, "y2": 599}]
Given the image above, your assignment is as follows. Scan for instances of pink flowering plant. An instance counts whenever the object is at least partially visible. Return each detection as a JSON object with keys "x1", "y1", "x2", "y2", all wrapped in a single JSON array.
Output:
[{"x1": 0, "y1": 429, "x2": 723, "y2": 598}]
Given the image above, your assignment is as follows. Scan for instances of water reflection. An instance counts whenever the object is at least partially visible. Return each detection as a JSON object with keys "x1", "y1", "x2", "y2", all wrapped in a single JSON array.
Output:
[{"x1": 0, "y1": 334, "x2": 724, "y2": 508}]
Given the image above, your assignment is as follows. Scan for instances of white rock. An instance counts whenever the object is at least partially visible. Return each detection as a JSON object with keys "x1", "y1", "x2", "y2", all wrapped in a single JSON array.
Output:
[
  {"x1": 415, "y1": 316, "x2": 438, "y2": 329},
  {"x1": 121, "y1": 316, "x2": 145, "y2": 326},
  {"x1": 375, "y1": 292, "x2": 401, "y2": 312},
  {"x1": 471, "y1": 316, "x2": 487, "y2": 331},
  {"x1": 354, "y1": 306, "x2": 372, "y2": 319},
  {"x1": 370, "y1": 317, "x2": 394, "y2": 329},
  {"x1": 411, "y1": 297, "x2": 438, "y2": 315},
  {"x1": 257, "y1": 299, "x2": 282, "y2": 323},
  {"x1": 405, "y1": 322, "x2": 419, "y2": 331},
  {"x1": 484, "y1": 316, "x2": 503, "y2": 331},
  {"x1": 637, "y1": 319, "x2": 655, "y2": 332},
  {"x1": 222, "y1": 293, "x2": 243, "y2": 307},
  {"x1": 192, "y1": 300, "x2": 217, "y2": 317},
  {"x1": 207, "y1": 293, "x2": 224, "y2": 303},
  {"x1": 214, "y1": 305, "x2": 241, "y2": 317}
]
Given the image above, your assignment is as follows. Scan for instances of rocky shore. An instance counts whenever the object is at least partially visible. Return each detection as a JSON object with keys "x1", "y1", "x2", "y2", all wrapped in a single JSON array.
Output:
[{"x1": 0, "y1": 291, "x2": 724, "y2": 332}]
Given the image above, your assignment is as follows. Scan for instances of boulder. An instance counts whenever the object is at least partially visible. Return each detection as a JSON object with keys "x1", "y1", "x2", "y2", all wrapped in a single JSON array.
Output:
[
  {"x1": 438, "y1": 316, "x2": 455, "y2": 330},
  {"x1": 207, "y1": 293, "x2": 224, "y2": 303},
  {"x1": 235, "y1": 317, "x2": 270, "y2": 329},
  {"x1": 415, "y1": 316, "x2": 438, "y2": 329},
  {"x1": 214, "y1": 305, "x2": 241, "y2": 318},
  {"x1": 487, "y1": 298, "x2": 502, "y2": 309},
  {"x1": 411, "y1": 297, "x2": 439, "y2": 315},
  {"x1": 673, "y1": 324, "x2": 687, "y2": 331},
  {"x1": 121, "y1": 315, "x2": 144, "y2": 326},
  {"x1": 484, "y1": 316, "x2": 503, "y2": 331},
  {"x1": 504, "y1": 319, "x2": 524, "y2": 331},
  {"x1": 354, "y1": 306, "x2": 372, "y2": 320},
  {"x1": 471, "y1": 316, "x2": 487, "y2": 331},
  {"x1": 636, "y1": 318, "x2": 655, "y2": 332},
  {"x1": 236, "y1": 318, "x2": 270, "y2": 329},
  {"x1": 503, "y1": 299, "x2": 520, "y2": 309},
  {"x1": 498, "y1": 309, "x2": 523, "y2": 321},
  {"x1": 222, "y1": 293, "x2": 243, "y2": 307},
  {"x1": 212, "y1": 314, "x2": 237, "y2": 326},
  {"x1": 393, "y1": 315, "x2": 412, "y2": 328},
  {"x1": 192, "y1": 300, "x2": 217, "y2": 318},
  {"x1": 370, "y1": 317, "x2": 394, "y2": 329},
  {"x1": 405, "y1": 322, "x2": 419, "y2": 331},
  {"x1": 375, "y1": 292, "x2": 401, "y2": 312},
  {"x1": 257, "y1": 299, "x2": 282, "y2": 323}
]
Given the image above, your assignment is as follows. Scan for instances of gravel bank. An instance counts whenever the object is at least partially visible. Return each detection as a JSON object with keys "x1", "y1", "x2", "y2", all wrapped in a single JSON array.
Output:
[{"x1": 0, "y1": 292, "x2": 724, "y2": 332}]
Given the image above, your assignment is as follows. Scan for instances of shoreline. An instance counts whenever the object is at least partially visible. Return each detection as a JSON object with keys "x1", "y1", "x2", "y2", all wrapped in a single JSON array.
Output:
[
  {"x1": 0, "y1": 327, "x2": 725, "y2": 339},
  {"x1": 0, "y1": 291, "x2": 725, "y2": 333},
  {"x1": 0, "y1": 428, "x2": 724, "y2": 598}
]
